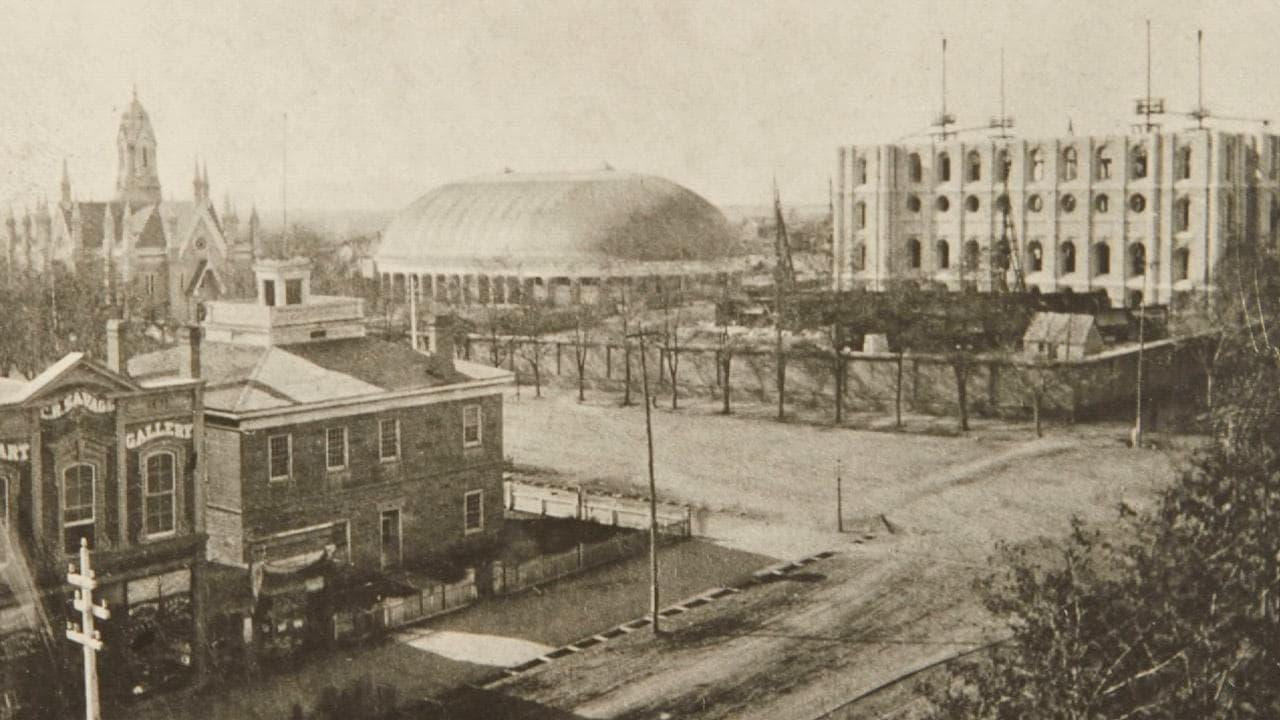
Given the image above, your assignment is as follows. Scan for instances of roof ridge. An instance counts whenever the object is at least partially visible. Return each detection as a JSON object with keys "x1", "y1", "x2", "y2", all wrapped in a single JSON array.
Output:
[{"x1": 235, "y1": 349, "x2": 277, "y2": 411}]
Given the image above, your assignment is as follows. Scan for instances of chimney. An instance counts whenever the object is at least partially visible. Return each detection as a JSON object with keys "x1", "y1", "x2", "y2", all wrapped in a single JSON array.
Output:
[
  {"x1": 428, "y1": 314, "x2": 456, "y2": 376},
  {"x1": 177, "y1": 325, "x2": 202, "y2": 379},
  {"x1": 106, "y1": 318, "x2": 126, "y2": 374}
]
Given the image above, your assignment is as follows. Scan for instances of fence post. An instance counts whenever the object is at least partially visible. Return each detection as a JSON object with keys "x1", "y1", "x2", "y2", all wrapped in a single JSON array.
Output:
[
  {"x1": 556, "y1": 343, "x2": 562, "y2": 375},
  {"x1": 577, "y1": 542, "x2": 584, "y2": 570},
  {"x1": 576, "y1": 486, "x2": 585, "y2": 520},
  {"x1": 606, "y1": 344, "x2": 612, "y2": 379}
]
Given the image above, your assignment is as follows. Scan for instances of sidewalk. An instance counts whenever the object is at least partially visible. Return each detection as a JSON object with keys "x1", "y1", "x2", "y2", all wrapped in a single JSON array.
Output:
[{"x1": 129, "y1": 539, "x2": 772, "y2": 720}]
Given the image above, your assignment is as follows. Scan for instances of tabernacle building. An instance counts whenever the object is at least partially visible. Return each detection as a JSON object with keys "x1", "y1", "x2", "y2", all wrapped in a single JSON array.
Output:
[
  {"x1": 374, "y1": 169, "x2": 742, "y2": 307},
  {"x1": 833, "y1": 128, "x2": 1280, "y2": 306}
]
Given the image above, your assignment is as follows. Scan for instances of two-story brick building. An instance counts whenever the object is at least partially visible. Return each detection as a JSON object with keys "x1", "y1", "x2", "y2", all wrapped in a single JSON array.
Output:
[
  {"x1": 128, "y1": 258, "x2": 512, "y2": 662},
  {"x1": 0, "y1": 321, "x2": 207, "y2": 713}
]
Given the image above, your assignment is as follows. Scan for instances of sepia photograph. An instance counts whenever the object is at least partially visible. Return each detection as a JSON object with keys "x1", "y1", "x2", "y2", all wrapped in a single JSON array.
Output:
[{"x1": 0, "y1": 1, "x2": 1277, "y2": 717}]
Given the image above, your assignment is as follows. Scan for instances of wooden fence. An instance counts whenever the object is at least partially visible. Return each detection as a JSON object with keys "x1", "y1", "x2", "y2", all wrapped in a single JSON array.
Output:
[
  {"x1": 491, "y1": 529, "x2": 662, "y2": 596},
  {"x1": 379, "y1": 569, "x2": 480, "y2": 630},
  {"x1": 504, "y1": 479, "x2": 693, "y2": 536}
]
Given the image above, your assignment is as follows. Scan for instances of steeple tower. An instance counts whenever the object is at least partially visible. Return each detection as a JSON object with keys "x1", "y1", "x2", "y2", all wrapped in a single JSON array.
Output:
[
  {"x1": 60, "y1": 159, "x2": 72, "y2": 206},
  {"x1": 193, "y1": 157, "x2": 205, "y2": 201},
  {"x1": 116, "y1": 88, "x2": 162, "y2": 207}
]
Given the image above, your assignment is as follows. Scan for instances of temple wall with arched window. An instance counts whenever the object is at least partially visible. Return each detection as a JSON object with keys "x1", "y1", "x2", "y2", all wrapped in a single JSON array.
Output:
[{"x1": 966, "y1": 150, "x2": 981, "y2": 182}]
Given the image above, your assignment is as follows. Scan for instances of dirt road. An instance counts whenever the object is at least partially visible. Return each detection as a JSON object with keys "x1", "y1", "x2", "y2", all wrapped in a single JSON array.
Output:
[{"x1": 495, "y1": 387, "x2": 1180, "y2": 718}]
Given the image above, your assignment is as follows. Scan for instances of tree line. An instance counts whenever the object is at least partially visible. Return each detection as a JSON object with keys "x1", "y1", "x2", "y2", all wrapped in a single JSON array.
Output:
[{"x1": 926, "y1": 242, "x2": 1280, "y2": 718}]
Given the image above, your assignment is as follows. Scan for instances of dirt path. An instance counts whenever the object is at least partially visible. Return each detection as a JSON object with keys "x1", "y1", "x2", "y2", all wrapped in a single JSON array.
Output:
[{"x1": 496, "y1": 387, "x2": 1180, "y2": 718}]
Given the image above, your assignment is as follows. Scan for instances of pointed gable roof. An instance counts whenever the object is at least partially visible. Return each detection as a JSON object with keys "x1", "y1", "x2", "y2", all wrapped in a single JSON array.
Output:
[
  {"x1": 0, "y1": 352, "x2": 141, "y2": 407},
  {"x1": 134, "y1": 206, "x2": 167, "y2": 248},
  {"x1": 1023, "y1": 312, "x2": 1098, "y2": 346}
]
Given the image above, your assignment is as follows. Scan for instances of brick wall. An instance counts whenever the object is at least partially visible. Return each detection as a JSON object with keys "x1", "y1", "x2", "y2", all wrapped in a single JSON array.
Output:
[{"x1": 236, "y1": 393, "x2": 504, "y2": 569}]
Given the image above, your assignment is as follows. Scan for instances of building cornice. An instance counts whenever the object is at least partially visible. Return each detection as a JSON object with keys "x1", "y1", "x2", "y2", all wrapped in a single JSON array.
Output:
[{"x1": 207, "y1": 374, "x2": 512, "y2": 430}]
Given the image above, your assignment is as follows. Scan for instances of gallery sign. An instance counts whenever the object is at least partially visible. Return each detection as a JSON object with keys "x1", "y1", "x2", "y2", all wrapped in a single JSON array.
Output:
[
  {"x1": 126, "y1": 421, "x2": 194, "y2": 449},
  {"x1": 41, "y1": 391, "x2": 115, "y2": 420},
  {"x1": 0, "y1": 442, "x2": 30, "y2": 462}
]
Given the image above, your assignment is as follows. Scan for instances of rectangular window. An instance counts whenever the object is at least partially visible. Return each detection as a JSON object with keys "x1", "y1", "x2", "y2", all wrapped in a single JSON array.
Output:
[
  {"x1": 380, "y1": 509, "x2": 401, "y2": 568},
  {"x1": 463, "y1": 405, "x2": 482, "y2": 447},
  {"x1": 63, "y1": 464, "x2": 96, "y2": 553},
  {"x1": 263, "y1": 279, "x2": 276, "y2": 307},
  {"x1": 325, "y1": 427, "x2": 348, "y2": 471},
  {"x1": 145, "y1": 274, "x2": 155, "y2": 297},
  {"x1": 379, "y1": 419, "x2": 400, "y2": 461},
  {"x1": 464, "y1": 490, "x2": 484, "y2": 534},
  {"x1": 144, "y1": 452, "x2": 177, "y2": 537},
  {"x1": 285, "y1": 279, "x2": 303, "y2": 305},
  {"x1": 268, "y1": 434, "x2": 291, "y2": 481}
]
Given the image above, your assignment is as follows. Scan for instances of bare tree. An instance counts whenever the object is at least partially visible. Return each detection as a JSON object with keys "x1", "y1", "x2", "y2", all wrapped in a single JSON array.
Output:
[
  {"x1": 514, "y1": 302, "x2": 553, "y2": 398},
  {"x1": 659, "y1": 282, "x2": 685, "y2": 410},
  {"x1": 714, "y1": 322, "x2": 748, "y2": 415},
  {"x1": 612, "y1": 279, "x2": 646, "y2": 407},
  {"x1": 569, "y1": 303, "x2": 599, "y2": 402}
]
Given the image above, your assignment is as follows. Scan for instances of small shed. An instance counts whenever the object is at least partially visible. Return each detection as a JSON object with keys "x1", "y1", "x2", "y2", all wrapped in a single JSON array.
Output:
[{"x1": 1022, "y1": 312, "x2": 1104, "y2": 360}]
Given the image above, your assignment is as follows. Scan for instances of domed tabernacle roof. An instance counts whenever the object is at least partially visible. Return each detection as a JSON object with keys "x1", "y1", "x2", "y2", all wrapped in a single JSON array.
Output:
[{"x1": 377, "y1": 170, "x2": 737, "y2": 268}]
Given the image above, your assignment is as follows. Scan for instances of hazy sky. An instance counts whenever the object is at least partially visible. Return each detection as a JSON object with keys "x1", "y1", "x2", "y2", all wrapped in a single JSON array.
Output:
[{"x1": 2, "y1": 0, "x2": 1278, "y2": 220}]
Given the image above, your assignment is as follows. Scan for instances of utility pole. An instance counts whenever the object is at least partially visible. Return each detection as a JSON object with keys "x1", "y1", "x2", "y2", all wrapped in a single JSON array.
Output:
[
  {"x1": 629, "y1": 329, "x2": 662, "y2": 634},
  {"x1": 408, "y1": 275, "x2": 418, "y2": 351},
  {"x1": 835, "y1": 459, "x2": 844, "y2": 533},
  {"x1": 66, "y1": 538, "x2": 110, "y2": 720}
]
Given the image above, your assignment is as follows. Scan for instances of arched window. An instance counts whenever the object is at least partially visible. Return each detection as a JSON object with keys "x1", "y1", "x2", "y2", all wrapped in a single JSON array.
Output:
[
  {"x1": 1131, "y1": 145, "x2": 1148, "y2": 180},
  {"x1": 1175, "y1": 197, "x2": 1191, "y2": 231},
  {"x1": 63, "y1": 464, "x2": 95, "y2": 553},
  {"x1": 1173, "y1": 247, "x2": 1190, "y2": 281},
  {"x1": 908, "y1": 153, "x2": 923, "y2": 183},
  {"x1": 1060, "y1": 194, "x2": 1077, "y2": 213},
  {"x1": 1029, "y1": 148, "x2": 1045, "y2": 181},
  {"x1": 856, "y1": 158, "x2": 868, "y2": 185},
  {"x1": 852, "y1": 242, "x2": 866, "y2": 271},
  {"x1": 966, "y1": 150, "x2": 981, "y2": 182},
  {"x1": 1062, "y1": 146, "x2": 1079, "y2": 180},
  {"x1": 1026, "y1": 194, "x2": 1044, "y2": 213},
  {"x1": 1178, "y1": 146, "x2": 1192, "y2": 180},
  {"x1": 855, "y1": 202, "x2": 867, "y2": 229},
  {"x1": 965, "y1": 195, "x2": 980, "y2": 212},
  {"x1": 935, "y1": 196, "x2": 950, "y2": 212},
  {"x1": 964, "y1": 239, "x2": 981, "y2": 271},
  {"x1": 937, "y1": 152, "x2": 951, "y2": 182},
  {"x1": 1060, "y1": 241, "x2": 1077, "y2": 274},
  {"x1": 936, "y1": 240, "x2": 950, "y2": 269},
  {"x1": 144, "y1": 451, "x2": 178, "y2": 538},
  {"x1": 1128, "y1": 243, "x2": 1146, "y2": 277},
  {"x1": 1093, "y1": 243, "x2": 1111, "y2": 276},
  {"x1": 1094, "y1": 194, "x2": 1110, "y2": 214},
  {"x1": 1095, "y1": 145, "x2": 1113, "y2": 180},
  {"x1": 906, "y1": 195, "x2": 921, "y2": 213},
  {"x1": 1026, "y1": 241, "x2": 1044, "y2": 272},
  {"x1": 1129, "y1": 193, "x2": 1147, "y2": 213},
  {"x1": 996, "y1": 148, "x2": 1011, "y2": 182},
  {"x1": 995, "y1": 194, "x2": 1011, "y2": 213},
  {"x1": 907, "y1": 238, "x2": 922, "y2": 269}
]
